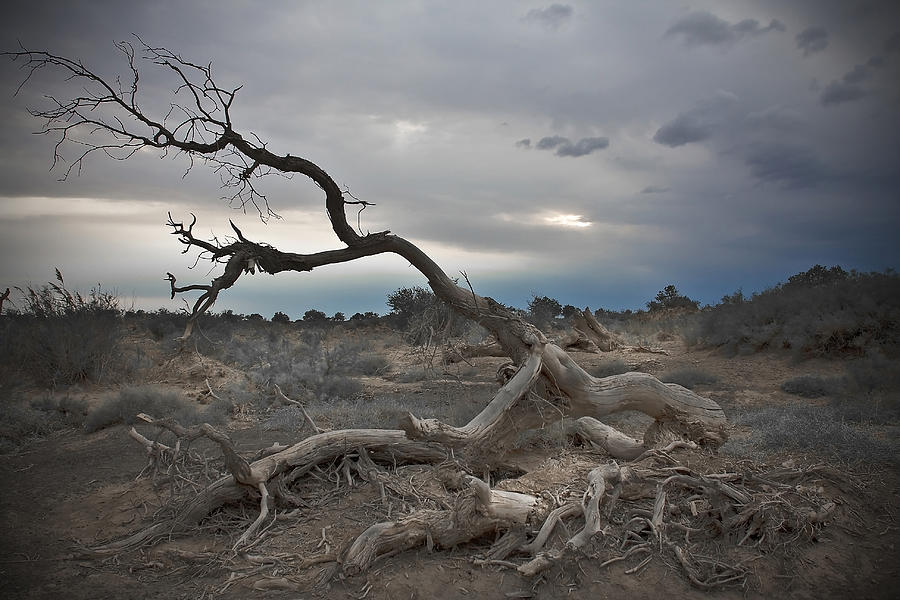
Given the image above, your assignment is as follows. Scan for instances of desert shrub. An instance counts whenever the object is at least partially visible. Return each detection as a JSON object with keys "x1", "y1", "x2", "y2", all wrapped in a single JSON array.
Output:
[
  {"x1": 262, "y1": 406, "x2": 306, "y2": 431},
  {"x1": 135, "y1": 309, "x2": 188, "y2": 340},
  {"x1": 387, "y1": 286, "x2": 437, "y2": 327},
  {"x1": 302, "y1": 309, "x2": 328, "y2": 323},
  {"x1": 691, "y1": 266, "x2": 900, "y2": 358},
  {"x1": 351, "y1": 352, "x2": 392, "y2": 376},
  {"x1": 831, "y1": 352, "x2": 900, "y2": 423},
  {"x1": 307, "y1": 396, "x2": 403, "y2": 430},
  {"x1": 723, "y1": 403, "x2": 897, "y2": 465},
  {"x1": 2, "y1": 271, "x2": 124, "y2": 386},
  {"x1": 589, "y1": 359, "x2": 630, "y2": 378},
  {"x1": 386, "y1": 286, "x2": 474, "y2": 343},
  {"x1": 318, "y1": 374, "x2": 363, "y2": 401},
  {"x1": 271, "y1": 311, "x2": 291, "y2": 324},
  {"x1": 660, "y1": 368, "x2": 719, "y2": 389},
  {"x1": 646, "y1": 285, "x2": 700, "y2": 312},
  {"x1": 84, "y1": 385, "x2": 228, "y2": 433},
  {"x1": 781, "y1": 375, "x2": 843, "y2": 398},
  {"x1": 527, "y1": 295, "x2": 563, "y2": 329},
  {"x1": 0, "y1": 391, "x2": 88, "y2": 452}
]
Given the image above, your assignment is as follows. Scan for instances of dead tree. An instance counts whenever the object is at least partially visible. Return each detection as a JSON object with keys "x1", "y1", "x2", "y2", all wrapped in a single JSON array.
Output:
[{"x1": 6, "y1": 40, "x2": 729, "y2": 572}]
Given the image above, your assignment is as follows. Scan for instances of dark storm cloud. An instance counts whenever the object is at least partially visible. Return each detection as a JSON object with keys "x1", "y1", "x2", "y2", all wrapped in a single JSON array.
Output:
[
  {"x1": 743, "y1": 143, "x2": 826, "y2": 188},
  {"x1": 535, "y1": 135, "x2": 609, "y2": 157},
  {"x1": 820, "y1": 80, "x2": 867, "y2": 106},
  {"x1": 664, "y1": 11, "x2": 784, "y2": 48},
  {"x1": 515, "y1": 138, "x2": 531, "y2": 148},
  {"x1": 795, "y1": 26, "x2": 829, "y2": 56},
  {"x1": 522, "y1": 4, "x2": 573, "y2": 30},
  {"x1": 640, "y1": 185, "x2": 669, "y2": 194}
]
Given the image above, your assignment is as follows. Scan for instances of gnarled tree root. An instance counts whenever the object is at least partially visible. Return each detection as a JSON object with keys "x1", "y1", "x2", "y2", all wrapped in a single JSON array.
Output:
[{"x1": 92, "y1": 429, "x2": 447, "y2": 554}]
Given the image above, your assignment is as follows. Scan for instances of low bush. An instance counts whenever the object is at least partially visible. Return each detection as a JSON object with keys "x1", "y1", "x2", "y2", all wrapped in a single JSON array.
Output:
[
  {"x1": 2, "y1": 271, "x2": 124, "y2": 386},
  {"x1": 0, "y1": 391, "x2": 88, "y2": 452},
  {"x1": 722, "y1": 403, "x2": 897, "y2": 465},
  {"x1": 84, "y1": 385, "x2": 229, "y2": 433},
  {"x1": 781, "y1": 375, "x2": 843, "y2": 398},
  {"x1": 351, "y1": 352, "x2": 392, "y2": 376},
  {"x1": 690, "y1": 266, "x2": 900, "y2": 358}
]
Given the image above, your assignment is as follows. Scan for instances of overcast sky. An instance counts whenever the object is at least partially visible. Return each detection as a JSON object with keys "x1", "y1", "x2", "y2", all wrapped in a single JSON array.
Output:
[{"x1": 1, "y1": 1, "x2": 898, "y2": 318}]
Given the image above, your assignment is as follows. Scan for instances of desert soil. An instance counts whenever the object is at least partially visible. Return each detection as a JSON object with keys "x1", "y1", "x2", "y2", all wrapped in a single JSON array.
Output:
[{"x1": 1, "y1": 337, "x2": 898, "y2": 599}]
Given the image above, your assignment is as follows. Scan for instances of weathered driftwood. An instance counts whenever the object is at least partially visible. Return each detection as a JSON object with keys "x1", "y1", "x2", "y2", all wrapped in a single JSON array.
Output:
[{"x1": 571, "y1": 307, "x2": 622, "y2": 351}]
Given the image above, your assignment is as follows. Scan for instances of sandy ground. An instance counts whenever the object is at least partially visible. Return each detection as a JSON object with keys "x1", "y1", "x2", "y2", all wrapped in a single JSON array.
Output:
[{"x1": 2, "y1": 336, "x2": 898, "y2": 599}]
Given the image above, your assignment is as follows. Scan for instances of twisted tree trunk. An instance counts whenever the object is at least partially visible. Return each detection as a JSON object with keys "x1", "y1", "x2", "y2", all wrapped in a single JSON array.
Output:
[{"x1": 8, "y1": 42, "x2": 728, "y2": 565}]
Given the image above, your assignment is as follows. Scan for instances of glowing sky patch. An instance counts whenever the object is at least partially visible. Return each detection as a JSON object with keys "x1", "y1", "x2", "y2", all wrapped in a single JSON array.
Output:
[{"x1": 544, "y1": 214, "x2": 592, "y2": 228}]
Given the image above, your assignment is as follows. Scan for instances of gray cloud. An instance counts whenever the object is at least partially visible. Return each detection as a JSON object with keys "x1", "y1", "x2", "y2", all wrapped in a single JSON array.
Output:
[
  {"x1": 745, "y1": 106, "x2": 806, "y2": 130},
  {"x1": 665, "y1": 11, "x2": 784, "y2": 48},
  {"x1": 653, "y1": 115, "x2": 712, "y2": 147},
  {"x1": 535, "y1": 135, "x2": 609, "y2": 157},
  {"x1": 885, "y1": 31, "x2": 900, "y2": 53},
  {"x1": 515, "y1": 138, "x2": 531, "y2": 148},
  {"x1": 556, "y1": 137, "x2": 609, "y2": 157},
  {"x1": 654, "y1": 90, "x2": 738, "y2": 147},
  {"x1": 820, "y1": 80, "x2": 867, "y2": 106},
  {"x1": 522, "y1": 4, "x2": 573, "y2": 30},
  {"x1": 842, "y1": 64, "x2": 870, "y2": 84},
  {"x1": 744, "y1": 143, "x2": 826, "y2": 188},
  {"x1": 536, "y1": 135, "x2": 569, "y2": 150},
  {"x1": 640, "y1": 185, "x2": 669, "y2": 194},
  {"x1": 796, "y1": 26, "x2": 829, "y2": 56}
]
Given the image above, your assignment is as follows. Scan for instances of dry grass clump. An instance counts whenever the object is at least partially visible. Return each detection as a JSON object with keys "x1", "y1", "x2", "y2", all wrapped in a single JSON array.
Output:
[
  {"x1": 1, "y1": 271, "x2": 127, "y2": 387},
  {"x1": 721, "y1": 403, "x2": 897, "y2": 465},
  {"x1": 781, "y1": 375, "x2": 843, "y2": 398},
  {"x1": 0, "y1": 391, "x2": 88, "y2": 452},
  {"x1": 779, "y1": 353, "x2": 900, "y2": 423}
]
